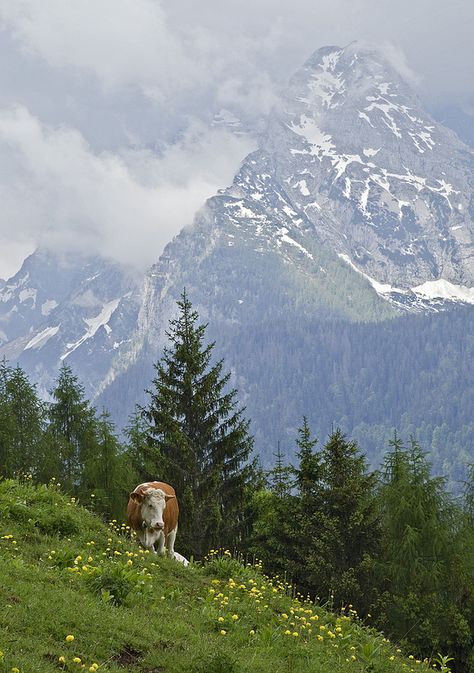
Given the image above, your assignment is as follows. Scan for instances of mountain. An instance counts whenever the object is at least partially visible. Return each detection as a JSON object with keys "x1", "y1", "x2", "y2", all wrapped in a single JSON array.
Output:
[
  {"x1": 0, "y1": 249, "x2": 141, "y2": 398},
  {"x1": 1, "y1": 43, "x2": 473, "y2": 482},
  {"x1": 267, "y1": 44, "x2": 473, "y2": 292}
]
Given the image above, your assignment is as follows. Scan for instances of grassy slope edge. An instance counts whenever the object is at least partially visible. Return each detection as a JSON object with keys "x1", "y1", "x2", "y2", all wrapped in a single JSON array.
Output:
[{"x1": 0, "y1": 479, "x2": 436, "y2": 673}]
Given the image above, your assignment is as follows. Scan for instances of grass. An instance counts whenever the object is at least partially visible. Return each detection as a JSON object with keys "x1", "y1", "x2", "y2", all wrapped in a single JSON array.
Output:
[{"x1": 0, "y1": 478, "x2": 438, "y2": 673}]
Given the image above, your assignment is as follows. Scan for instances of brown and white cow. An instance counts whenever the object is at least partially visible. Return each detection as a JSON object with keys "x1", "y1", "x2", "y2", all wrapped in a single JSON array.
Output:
[{"x1": 127, "y1": 481, "x2": 179, "y2": 558}]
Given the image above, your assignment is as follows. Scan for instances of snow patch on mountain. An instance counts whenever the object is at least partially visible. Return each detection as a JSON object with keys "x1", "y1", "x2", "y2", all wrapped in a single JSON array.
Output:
[
  {"x1": 41, "y1": 299, "x2": 58, "y2": 316},
  {"x1": 60, "y1": 297, "x2": 122, "y2": 361},
  {"x1": 24, "y1": 325, "x2": 60, "y2": 351},
  {"x1": 412, "y1": 280, "x2": 474, "y2": 304},
  {"x1": 338, "y1": 254, "x2": 402, "y2": 294}
]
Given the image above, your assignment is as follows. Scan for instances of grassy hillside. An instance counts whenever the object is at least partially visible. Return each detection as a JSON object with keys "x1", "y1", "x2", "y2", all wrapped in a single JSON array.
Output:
[{"x1": 0, "y1": 479, "x2": 443, "y2": 673}]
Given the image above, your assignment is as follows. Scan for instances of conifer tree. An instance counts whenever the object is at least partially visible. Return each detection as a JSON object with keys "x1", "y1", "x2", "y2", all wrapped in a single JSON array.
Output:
[
  {"x1": 0, "y1": 358, "x2": 14, "y2": 476},
  {"x1": 89, "y1": 410, "x2": 123, "y2": 517},
  {"x1": 47, "y1": 363, "x2": 98, "y2": 493},
  {"x1": 0, "y1": 361, "x2": 46, "y2": 478},
  {"x1": 289, "y1": 418, "x2": 329, "y2": 597},
  {"x1": 463, "y1": 463, "x2": 474, "y2": 525},
  {"x1": 268, "y1": 441, "x2": 293, "y2": 498},
  {"x1": 142, "y1": 291, "x2": 256, "y2": 557},
  {"x1": 317, "y1": 428, "x2": 380, "y2": 610},
  {"x1": 249, "y1": 440, "x2": 296, "y2": 578},
  {"x1": 294, "y1": 417, "x2": 320, "y2": 505},
  {"x1": 374, "y1": 436, "x2": 474, "y2": 666}
]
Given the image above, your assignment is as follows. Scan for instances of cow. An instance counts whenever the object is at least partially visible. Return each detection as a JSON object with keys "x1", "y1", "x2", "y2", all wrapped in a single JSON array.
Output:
[{"x1": 127, "y1": 481, "x2": 179, "y2": 559}]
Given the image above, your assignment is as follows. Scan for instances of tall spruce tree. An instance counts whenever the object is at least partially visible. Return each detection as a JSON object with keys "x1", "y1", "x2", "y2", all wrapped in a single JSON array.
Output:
[
  {"x1": 317, "y1": 428, "x2": 380, "y2": 610},
  {"x1": 294, "y1": 417, "x2": 320, "y2": 505},
  {"x1": 288, "y1": 418, "x2": 329, "y2": 597},
  {"x1": 0, "y1": 358, "x2": 14, "y2": 476},
  {"x1": 47, "y1": 363, "x2": 98, "y2": 494},
  {"x1": 0, "y1": 361, "x2": 46, "y2": 478},
  {"x1": 142, "y1": 291, "x2": 256, "y2": 557},
  {"x1": 81, "y1": 409, "x2": 122, "y2": 517},
  {"x1": 268, "y1": 441, "x2": 293, "y2": 498}
]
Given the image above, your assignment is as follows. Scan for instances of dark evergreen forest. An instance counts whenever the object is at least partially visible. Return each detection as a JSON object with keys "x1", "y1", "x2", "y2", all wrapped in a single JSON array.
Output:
[{"x1": 99, "y1": 303, "x2": 473, "y2": 489}]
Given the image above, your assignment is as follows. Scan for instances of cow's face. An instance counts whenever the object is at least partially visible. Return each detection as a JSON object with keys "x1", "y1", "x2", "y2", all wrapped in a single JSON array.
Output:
[{"x1": 130, "y1": 488, "x2": 174, "y2": 531}]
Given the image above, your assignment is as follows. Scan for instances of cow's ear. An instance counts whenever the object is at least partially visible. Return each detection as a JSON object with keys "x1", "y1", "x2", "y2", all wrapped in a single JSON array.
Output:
[
  {"x1": 164, "y1": 494, "x2": 176, "y2": 501},
  {"x1": 129, "y1": 492, "x2": 143, "y2": 503}
]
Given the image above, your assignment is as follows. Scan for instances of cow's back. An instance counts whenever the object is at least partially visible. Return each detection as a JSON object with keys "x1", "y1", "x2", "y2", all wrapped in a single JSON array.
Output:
[{"x1": 127, "y1": 481, "x2": 179, "y2": 535}]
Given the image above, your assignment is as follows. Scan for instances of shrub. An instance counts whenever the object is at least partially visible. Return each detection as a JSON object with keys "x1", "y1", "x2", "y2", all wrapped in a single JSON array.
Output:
[{"x1": 84, "y1": 562, "x2": 151, "y2": 606}]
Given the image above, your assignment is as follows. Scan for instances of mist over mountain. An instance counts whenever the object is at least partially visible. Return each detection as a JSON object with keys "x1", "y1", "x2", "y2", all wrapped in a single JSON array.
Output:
[{"x1": 0, "y1": 43, "x2": 472, "y2": 485}]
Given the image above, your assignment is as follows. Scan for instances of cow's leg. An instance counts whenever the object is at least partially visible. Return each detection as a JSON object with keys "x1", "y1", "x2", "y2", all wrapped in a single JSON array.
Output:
[
  {"x1": 155, "y1": 530, "x2": 166, "y2": 556},
  {"x1": 139, "y1": 529, "x2": 158, "y2": 553},
  {"x1": 137, "y1": 530, "x2": 149, "y2": 550},
  {"x1": 166, "y1": 526, "x2": 177, "y2": 559}
]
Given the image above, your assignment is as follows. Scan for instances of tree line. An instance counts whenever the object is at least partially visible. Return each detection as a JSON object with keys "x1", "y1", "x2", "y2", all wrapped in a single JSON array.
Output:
[{"x1": 0, "y1": 291, "x2": 473, "y2": 671}]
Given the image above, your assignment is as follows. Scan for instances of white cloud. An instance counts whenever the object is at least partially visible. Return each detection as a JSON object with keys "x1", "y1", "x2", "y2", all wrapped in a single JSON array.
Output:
[
  {"x1": 0, "y1": 0, "x2": 472, "y2": 277},
  {"x1": 0, "y1": 0, "x2": 197, "y2": 95},
  {"x1": 0, "y1": 107, "x2": 254, "y2": 277}
]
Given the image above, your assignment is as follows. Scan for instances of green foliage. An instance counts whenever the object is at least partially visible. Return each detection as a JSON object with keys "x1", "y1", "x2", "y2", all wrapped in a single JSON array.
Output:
[
  {"x1": 47, "y1": 363, "x2": 99, "y2": 492},
  {"x1": 268, "y1": 440, "x2": 294, "y2": 498},
  {"x1": 84, "y1": 561, "x2": 152, "y2": 606},
  {"x1": 137, "y1": 290, "x2": 258, "y2": 557},
  {"x1": 0, "y1": 360, "x2": 129, "y2": 519},
  {"x1": 0, "y1": 358, "x2": 46, "y2": 479},
  {"x1": 251, "y1": 427, "x2": 474, "y2": 671}
]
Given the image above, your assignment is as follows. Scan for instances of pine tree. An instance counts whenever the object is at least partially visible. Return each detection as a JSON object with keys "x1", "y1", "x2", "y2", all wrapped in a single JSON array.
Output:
[
  {"x1": 463, "y1": 463, "x2": 474, "y2": 525},
  {"x1": 142, "y1": 290, "x2": 256, "y2": 557},
  {"x1": 89, "y1": 410, "x2": 123, "y2": 517},
  {"x1": 318, "y1": 428, "x2": 380, "y2": 610},
  {"x1": 374, "y1": 435, "x2": 474, "y2": 666},
  {"x1": 0, "y1": 358, "x2": 14, "y2": 476},
  {"x1": 294, "y1": 417, "x2": 320, "y2": 505},
  {"x1": 47, "y1": 363, "x2": 98, "y2": 493},
  {"x1": 288, "y1": 418, "x2": 328, "y2": 597},
  {"x1": 0, "y1": 361, "x2": 46, "y2": 478},
  {"x1": 268, "y1": 441, "x2": 293, "y2": 498},
  {"x1": 379, "y1": 436, "x2": 448, "y2": 596}
]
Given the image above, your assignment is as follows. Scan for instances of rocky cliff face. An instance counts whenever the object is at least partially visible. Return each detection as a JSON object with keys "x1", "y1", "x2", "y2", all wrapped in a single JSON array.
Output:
[
  {"x1": 0, "y1": 249, "x2": 141, "y2": 398},
  {"x1": 266, "y1": 43, "x2": 473, "y2": 289}
]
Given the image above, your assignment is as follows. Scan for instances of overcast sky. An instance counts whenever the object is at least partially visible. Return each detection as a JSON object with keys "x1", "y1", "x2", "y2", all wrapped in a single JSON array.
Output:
[{"x1": 0, "y1": 0, "x2": 473, "y2": 278}]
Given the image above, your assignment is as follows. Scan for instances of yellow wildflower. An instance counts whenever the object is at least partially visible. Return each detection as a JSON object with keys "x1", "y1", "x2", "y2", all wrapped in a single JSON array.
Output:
[{"x1": 66, "y1": 635, "x2": 75, "y2": 642}]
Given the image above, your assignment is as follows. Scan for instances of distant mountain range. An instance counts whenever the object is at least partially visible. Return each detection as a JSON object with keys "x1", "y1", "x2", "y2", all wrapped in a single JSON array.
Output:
[{"x1": 1, "y1": 43, "x2": 473, "y2": 485}]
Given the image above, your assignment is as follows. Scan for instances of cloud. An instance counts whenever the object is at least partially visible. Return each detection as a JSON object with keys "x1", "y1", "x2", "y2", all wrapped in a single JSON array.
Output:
[
  {"x1": 0, "y1": 0, "x2": 196, "y2": 95},
  {"x1": 0, "y1": 0, "x2": 472, "y2": 277},
  {"x1": 0, "y1": 107, "x2": 254, "y2": 277}
]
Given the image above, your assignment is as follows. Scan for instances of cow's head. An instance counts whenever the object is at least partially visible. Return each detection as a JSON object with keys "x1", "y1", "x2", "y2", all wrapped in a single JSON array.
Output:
[{"x1": 129, "y1": 488, "x2": 175, "y2": 531}]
